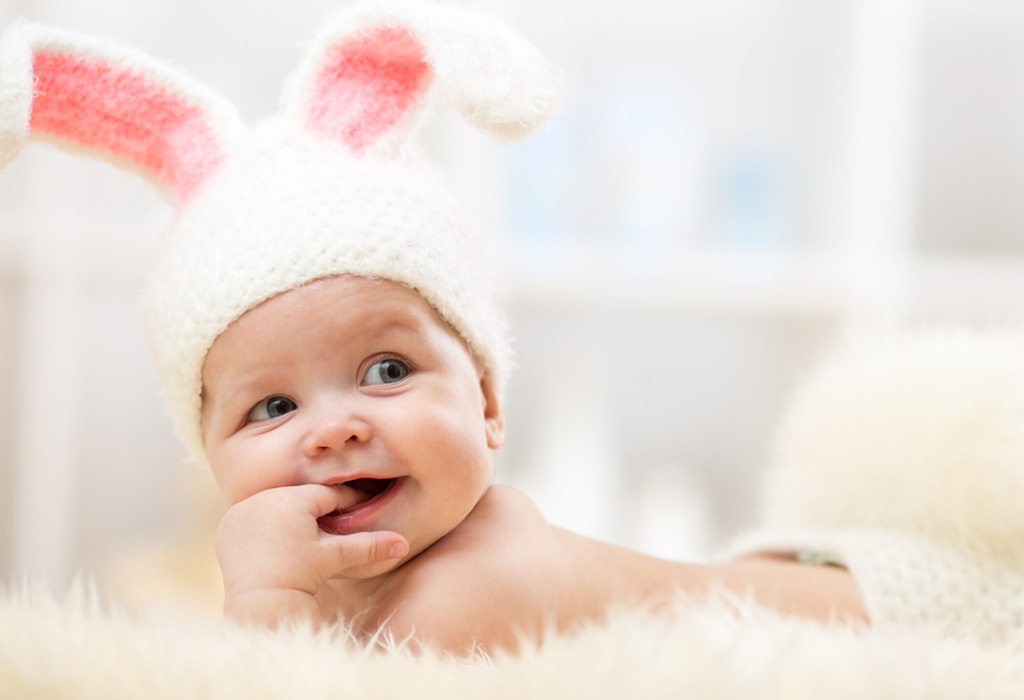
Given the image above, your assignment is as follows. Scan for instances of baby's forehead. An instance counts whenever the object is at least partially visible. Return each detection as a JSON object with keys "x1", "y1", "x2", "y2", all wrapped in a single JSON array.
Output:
[
  {"x1": 283, "y1": 275, "x2": 441, "y2": 328},
  {"x1": 208, "y1": 275, "x2": 470, "y2": 364},
  {"x1": 299, "y1": 275, "x2": 422, "y2": 305}
]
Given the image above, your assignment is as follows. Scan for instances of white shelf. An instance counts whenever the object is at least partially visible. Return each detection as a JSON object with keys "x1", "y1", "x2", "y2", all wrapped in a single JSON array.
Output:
[
  {"x1": 5, "y1": 219, "x2": 1023, "y2": 321},
  {"x1": 501, "y1": 247, "x2": 1024, "y2": 319}
]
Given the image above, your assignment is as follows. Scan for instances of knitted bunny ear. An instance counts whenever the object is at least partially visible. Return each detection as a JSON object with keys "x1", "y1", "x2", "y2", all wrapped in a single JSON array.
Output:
[
  {"x1": 0, "y1": 20, "x2": 242, "y2": 204},
  {"x1": 283, "y1": 0, "x2": 559, "y2": 155}
]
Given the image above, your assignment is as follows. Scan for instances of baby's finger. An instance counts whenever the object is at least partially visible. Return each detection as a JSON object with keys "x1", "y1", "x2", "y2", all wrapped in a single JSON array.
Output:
[
  {"x1": 318, "y1": 530, "x2": 409, "y2": 578},
  {"x1": 291, "y1": 482, "x2": 364, "y2": 519}
]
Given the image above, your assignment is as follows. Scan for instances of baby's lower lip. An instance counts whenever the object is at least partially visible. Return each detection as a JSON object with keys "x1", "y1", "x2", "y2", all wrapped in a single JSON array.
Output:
[{"x1": 318, "y1": 477, "x2": 405, "y2": 534}]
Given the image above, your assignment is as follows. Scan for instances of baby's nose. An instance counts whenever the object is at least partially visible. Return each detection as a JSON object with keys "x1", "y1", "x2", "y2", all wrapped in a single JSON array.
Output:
[{"x1": 302, "y1": 408, "x2": 371, "y2": 456}]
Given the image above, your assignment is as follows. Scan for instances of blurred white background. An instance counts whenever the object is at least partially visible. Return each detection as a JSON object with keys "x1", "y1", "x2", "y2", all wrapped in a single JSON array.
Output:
[{"x1": 3, "y1": 0, "x2": 1024, "y2": 614}]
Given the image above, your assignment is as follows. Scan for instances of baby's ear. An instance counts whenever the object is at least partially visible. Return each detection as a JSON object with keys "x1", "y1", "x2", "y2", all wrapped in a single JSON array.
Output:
[
  {"x1": 280, "y1": 0, "x2": 559, "y2": 156},
  {"x1": 479, "y1": 372, "x2": 506, "y2": 449}
]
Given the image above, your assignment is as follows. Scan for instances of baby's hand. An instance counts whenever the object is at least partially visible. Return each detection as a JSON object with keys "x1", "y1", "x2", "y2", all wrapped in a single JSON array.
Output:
[{"x1": 215, "y1": 484, "x2": 409, "y2": 627}]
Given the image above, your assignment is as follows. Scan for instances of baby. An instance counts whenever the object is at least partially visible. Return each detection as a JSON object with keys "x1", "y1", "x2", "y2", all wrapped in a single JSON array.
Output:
[
  {"x1": 202, "y1": 274, "x2": 866, "y2": 654},
  {"x1": 1, "y1": 1, "x2": 866, "y2": 656}
]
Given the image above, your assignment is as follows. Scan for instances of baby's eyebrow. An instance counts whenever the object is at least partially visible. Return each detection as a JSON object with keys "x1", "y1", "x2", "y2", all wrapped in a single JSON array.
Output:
[
  {"x1": 349, "y1": 311, "x2": 429, "y2": 343},
  {"x1": 204, "y1": 371, "x2": 277, "y2": 416}
]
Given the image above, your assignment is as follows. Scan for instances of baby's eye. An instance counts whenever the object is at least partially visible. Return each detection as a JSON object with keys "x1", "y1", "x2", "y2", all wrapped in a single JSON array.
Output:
[
  {"x1": 248, "y1": 395, "x2": 297, "y2": 422},
  {"x1": 363, "y1": 358, "x2": 410, "y2": 386}
]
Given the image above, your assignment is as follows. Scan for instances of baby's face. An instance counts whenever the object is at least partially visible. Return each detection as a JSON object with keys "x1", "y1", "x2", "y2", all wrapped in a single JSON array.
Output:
[{"x1": 200, "y1": 275, "x2": 505, "y2": 560}]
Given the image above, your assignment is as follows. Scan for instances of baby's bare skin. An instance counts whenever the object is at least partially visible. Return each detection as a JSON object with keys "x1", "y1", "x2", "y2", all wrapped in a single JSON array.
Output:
[
  {"x1": 361, "y1": 485, "x2": 631, "y2": 652},
  {"x1": 217, "y1": 483, "x2": 866, "y2": 655},
  {"x1": 366, "y1": 486, "x2": 866, "y2": 653}
]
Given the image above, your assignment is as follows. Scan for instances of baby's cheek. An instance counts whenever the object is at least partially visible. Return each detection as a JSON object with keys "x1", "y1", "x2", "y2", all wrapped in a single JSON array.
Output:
[
  {"x1": 208, "y1": 464, "x2": 247, "y2": 508},
  {"x1": 208, "y1": 449, "x2": 276, "y2": 507},
  {"x1": 420, "y1": 419, "x2": 483, "y2": 472},
  {"x1": 440, "y1": 433, "x2": 496, "y2": 499}
]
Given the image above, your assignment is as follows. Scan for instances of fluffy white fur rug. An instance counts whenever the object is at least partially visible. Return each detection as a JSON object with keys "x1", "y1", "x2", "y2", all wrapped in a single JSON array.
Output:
[{"x1": 2, "y1": 584, "x2": 1023, "y2": 700}]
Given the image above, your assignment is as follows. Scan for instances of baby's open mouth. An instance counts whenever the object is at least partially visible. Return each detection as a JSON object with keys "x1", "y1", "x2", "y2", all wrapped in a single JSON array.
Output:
[
  {"x1": 317, "y1": 476, "x2": 405, "y2": 535},
  {"x1": 324, "y1": 477, "x2": 400, "y2": 517},
  {"x1": 342, "y1": 478, "x2": 396, "y2": 511}
]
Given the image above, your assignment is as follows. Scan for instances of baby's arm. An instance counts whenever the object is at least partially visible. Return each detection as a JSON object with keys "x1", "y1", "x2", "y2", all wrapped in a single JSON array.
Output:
[
  {"x1": 215, "y1": 484, "x2": 409, "y2": 627},
  {"x1": 702, "y1": 554, "x2": 868, "y2": 624}
]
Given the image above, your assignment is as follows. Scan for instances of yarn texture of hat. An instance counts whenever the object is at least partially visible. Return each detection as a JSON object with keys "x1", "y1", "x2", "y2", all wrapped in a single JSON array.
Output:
[{"x1": 0, "y1": 0, "x2": 559, "y2": 460}]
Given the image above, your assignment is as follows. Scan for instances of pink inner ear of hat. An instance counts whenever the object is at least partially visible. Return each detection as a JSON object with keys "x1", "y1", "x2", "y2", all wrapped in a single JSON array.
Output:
[
  {"x1": 305, "y1": 25, "x2": 430, "y2": 152},
  {"x1": 30, "y1": 51, "x2": 227, "y2": 203}
]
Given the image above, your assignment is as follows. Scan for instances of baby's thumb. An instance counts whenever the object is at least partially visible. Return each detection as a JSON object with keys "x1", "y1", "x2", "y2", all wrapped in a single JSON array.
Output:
[{"x1": 321, "y1": 530, "x2": 409, "y2": 577}]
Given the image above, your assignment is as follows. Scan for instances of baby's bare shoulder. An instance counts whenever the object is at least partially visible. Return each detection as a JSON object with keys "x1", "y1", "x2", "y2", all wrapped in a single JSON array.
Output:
[
  {"x1": 367, "y1": 486, "x2": 560, "y2": 653},
  {"x1": 396, "y1": 486, "x2": 549, "y2": 589}
]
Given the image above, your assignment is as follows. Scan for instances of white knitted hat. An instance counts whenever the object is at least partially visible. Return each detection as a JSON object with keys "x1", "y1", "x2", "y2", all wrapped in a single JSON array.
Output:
[{"x1": 0, "y1": 1, "x2": 559, "y2": 459}]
